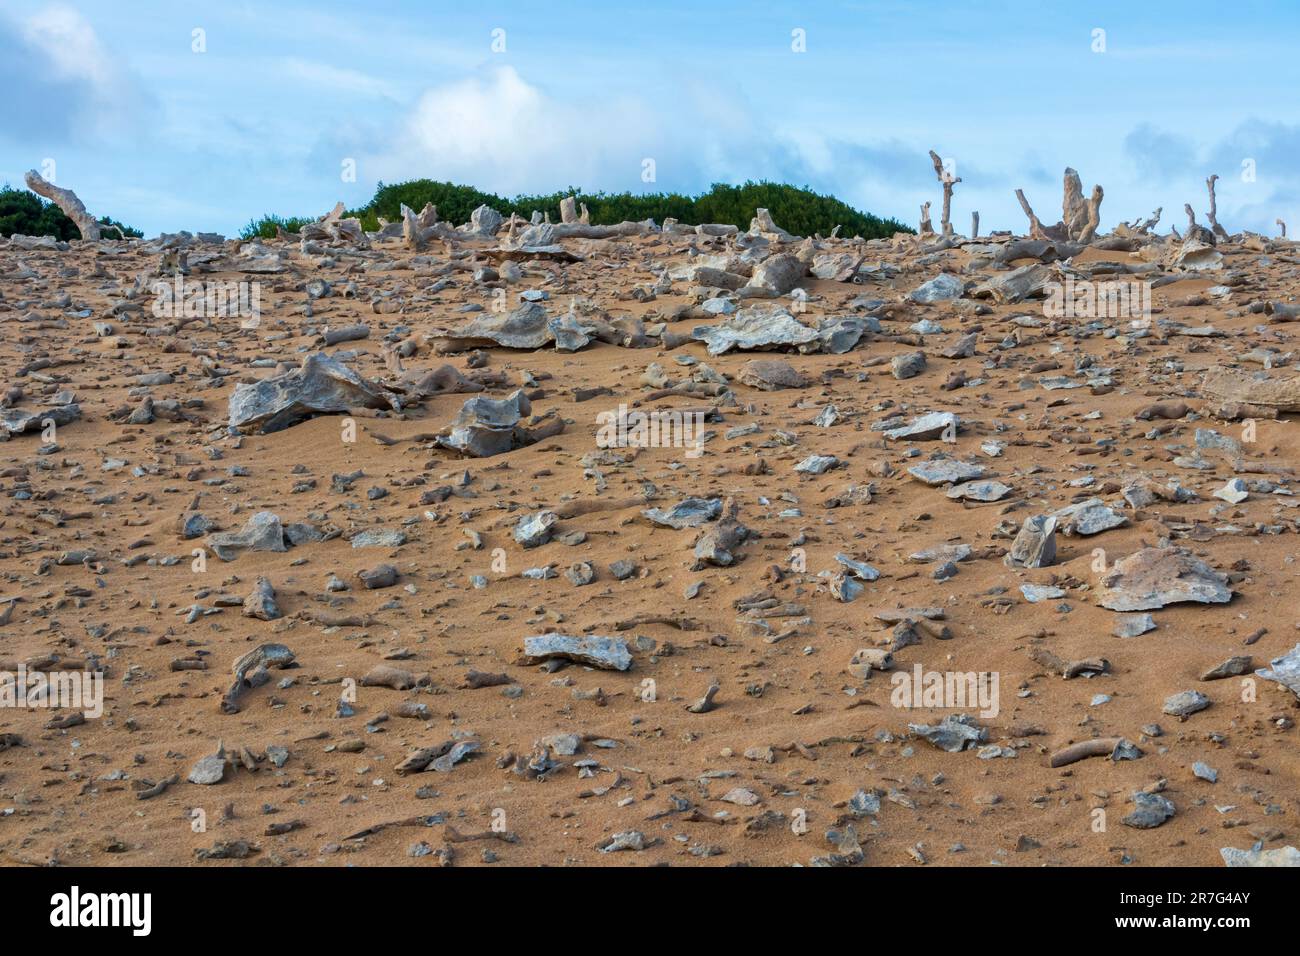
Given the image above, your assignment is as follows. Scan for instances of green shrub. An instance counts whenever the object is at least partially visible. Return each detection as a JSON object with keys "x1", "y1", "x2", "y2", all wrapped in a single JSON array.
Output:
[{"x1": 242, "y1": 180, "x2": 909, "y2": 240}]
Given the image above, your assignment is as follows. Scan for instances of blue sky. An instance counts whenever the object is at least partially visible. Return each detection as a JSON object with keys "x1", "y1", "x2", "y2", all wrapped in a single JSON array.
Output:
[{"x1": 3, "y1": 0, "x2": 1298, "y2": 237}]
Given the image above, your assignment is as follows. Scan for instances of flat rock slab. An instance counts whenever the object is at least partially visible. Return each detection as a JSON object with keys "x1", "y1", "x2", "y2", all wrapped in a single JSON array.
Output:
[
  {"x1": 947, "y1": 480, "x2": 1012, "y2": 502},
  {"x1": 1097, "y1": 547, "x2": 1233, "y2": 612},
  {"x1": 739, "y1": 359, "x2": 809, "y2": 390},
  {"x1": 642, "y1": 498, "x2": 722, "y2": 529},
  {"x1": 1257, "y1": 643, "x2": 1300, "y2": 700},
  {"x1": 208, "y1": 511, "x2": 286, "y2": 561},
  {"x1": 691, "y1": 307, "x2": 819, "y2": 355},
  {"x1": 885, "y1": 411, "x2": 958, "y2": 442},
  {"x1": 228, "y1": 353, "x2": 398, "y2": 434},
  {"x1": 909, "y1": 714, "x2": 987, "y2": 752},
  {"x1": 1113, "y1": 613, "x2": 1156, "y2": 638},
  {"x1": 0, "y1": 403, "x2": 81, "y2": 435},
  {"x1": 907, "y1": 460, "x2": 985, "y2": 486},
  {"x1": 1221, "y1": 845, "x2": 1300, "y2": 867},
  {"x1": 430, "y1": 301, "x2": 553, "y2": 350},
  {"x1": 1201, "y1": 367, "x2": 1300, "y2": 413},
  {"x1": 908, "y1": 273, "x2": 965, "y2": 303},
  {"x1": 1163, "y1": 689, "x2": 1210, "y2": 716},
  {"x1": 1054, "y1": 498, "x2": 1128, "y2": 536},
  {"x1": 520, "y1": 633, "x2": 632, "y2": 671}
]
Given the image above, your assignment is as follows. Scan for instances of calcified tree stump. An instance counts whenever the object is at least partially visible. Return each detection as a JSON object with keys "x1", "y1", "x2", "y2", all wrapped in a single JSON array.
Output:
[
  {"x1": 1062, "y1": 168, "x2": 1088, "y2": 238},
  {"x1": 918, "y1": 201, "x2": 934, "y2": 236},
  {"x1": 1127, "y1": 208, "x2": 1162, "y2": 235},
  {"x1": 1078, "y1": 185, "x2": 1104, "y2": 242},
  {"x1": 1015, "y1": 189, "x2": 1050, "y2": 240},
  {"x1": 24, "y1": 169, "x2": 101, "y2": 241},
  {"x1": 970, "y1": 211, "x2": 979, "y2": 238},
  {"x1": 1277, "y1": 218, "x2": 1287, "y2": 238},
  {"x1": 1184, "y1": 203, "x2": 1215, "y2": 244},
  {"x1": 1205, "y1": 175, "x2": 1229, "y2": 241},
  {"x1": 928, "y1": 150, "x2": 960, "y2": 236},
  {"x1": 1016, "y1": 168, "x2": 1104, "y2": 242}
]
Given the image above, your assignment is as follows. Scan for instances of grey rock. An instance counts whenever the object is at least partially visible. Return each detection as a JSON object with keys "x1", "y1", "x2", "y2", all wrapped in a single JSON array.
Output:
[
  {"x1": 207, "y1": 511, "x2": 286, "y2": 561},
  {"x1": 514, "y1": 510, "x2": 558, "y2": 548},
  {"x1": 520, "y1": 633, "x2": 632, "y2": 671},
  {"x1": 947, "y1": 480, "x2": 1012, "y2": 502},
  {"x1": 547, "y1": 311, "x2": 592, "y2": 352},
  {"x1": 228, "y1": 353, "x2": 399, "y2": 434},
  {"x1": 641, "y1": 497, "x2": 722, "y2": 529},
  {"x1": 1007, "y1": 514, "x2": 1057, "y2": 568},
  {"x1": 1257, "y1": 643, "x2": 1300, "y2": 700},
  {"x1": 242, "y1": 576, "x2": 281, "y2": 621},
  {"x1": 692, "y1": 500, "x2": 750, "y2": 568},
  {"x1": 1201, "y1": 655, "x2": 1251, "y2": 680},
  {"x1": 829, "y1": 573, "x2": 863, "y2": 602},
  {"x1": 187, "y1": 748, "x2": 226, "y2": 786},
  {"x1": 891, "y1": 350, "x2": 927, "y2": 380},
  {"x1": 1220, "y1": 845, "x2": 1300, "y2": 867},
  {"x1": 1163, "y1": 690, "x2": 1211, "y2": 717},
  {"x1": 1097, "y1": 548, "x2": 1233, "y2": 611},
  {"x1": 884, "y1": 411, "x2": 958, "y2": 442},
  {"x1": 909, "y1": 714, "x2": 987, "y2": 752},
  {"x1": 358, "y1": 564, "x2": 398, "y2": 589},
  {"x1": 1123, "y1": 792, "x2": 1176, "y2": 829},
  {"x1": 179, "y1": 512, "x2": 216, "y2": 540},
  {"x1": 460, "y1": 204, "x2": 504, "y2": 237},
  {"x1": 565, "y1": 562, "x2": 595, "y2": 586},
  {"x1": 1114, "y1": 613, "x2": 1157, "y2": 638},
  {"x1": 739, "y1": 358, "x2": 809, "y2": 390},
  {"x1": 429, "y1": 740, "x2": 480, "y2": 772},
  {"x1": 598, "y1": 830, "x2": 647, "y2": 853},
  {"x1": 795, "y1": 454, "x2": 840, "y2": 474},
  {"x1": 908, "y1": 273, "x2": 965, "y2": 303},
  {"x1": 1055, "y1": 498, "x2": 1128, "y2": 536},
  {"x1": 1020, "y1": 583, "x2": 1065, "y2": 603},
  {"x1": 907, "y1": 459, "x2": 985, "y2": 485},
  {"x1": 432, "y1": 302, "x2": 552, "y2": 350},
  {"x1": 744, "y1": 253, "x2": 806, "y2": 296},
  {"x1": 834, "y1": 553, "x2": 880, "y2": 581},
  {"x1": 0, "y1": 403, "x2": 81, "y2": 435},
  {"x1": 847, "y1": 789, "x2": 881, "y2": 816},
  {"x1": 816, "y1": 316, "x2": 876, "y2": 354},
  {"x1": 436, "y1": 389, "x2": 538, "y2": 458},
  {"x1": 971, "y1": 263, "x2": 1051, "y2": 303},
  {"x1": 691, "y1": 306, "x2": 819, "y2": 355},
  {"x1": 1213, "y1": 477, "x2": 1249, "y2": 504},
  {"x1": 350, "y1": 529, "x2": 407, "y2": 548},
  {"x1": 909, "y1": 543, "x2": 972, "y2": 564}
]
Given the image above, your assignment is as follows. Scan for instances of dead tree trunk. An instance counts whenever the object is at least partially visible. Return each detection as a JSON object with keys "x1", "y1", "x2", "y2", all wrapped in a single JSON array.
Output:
[
  {"x1": 970, "y1": 211, "x2": 979, "y2": 239},
  {"x1": 1277, "y1": 218, "x2": 1287, "y2": 238},
  {"x1": 919, "y1": 201, "x2": 933, "y2": 236},
  {"x1": 24, "y1": 169, "x2": 101, "y2": 241},
  {"x1": 1184, "y1": 203, "x2": 1215, "y2": 244},
  {"x1": 928, "y1": 150, "x2": 960, "y2": 237},
  {"x1": 1015, "y1": 189, "x2": 1048, "y2": 240},
  {"x1": 1078, "y1": 185, "x2": 1104, "y2": 243},
  {"x1": 1062, "y1": 168, "x2": 1088, "y2": 239},
  {"x1": 1205, "y1": 175, "x2": 1229, "y2": 240}
]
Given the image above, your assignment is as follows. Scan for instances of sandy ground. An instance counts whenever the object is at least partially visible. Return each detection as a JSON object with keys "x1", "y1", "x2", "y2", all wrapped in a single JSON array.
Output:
[{"x1": 0, "y1": 222, "x2": 1297, "y2": 867}]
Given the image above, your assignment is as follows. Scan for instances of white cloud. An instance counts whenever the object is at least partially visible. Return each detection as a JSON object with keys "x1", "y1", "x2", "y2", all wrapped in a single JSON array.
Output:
[
  {"x1": 3, "y1": 4, "x2": 150, "y2": 142},
  {"x1": 280, "y1": 58, "x2": 400, "y2": 100},
  {"x1": 364, "y1": 65, "x2": 920, "y2": 219},
  {"x1": 22, "y1": 5, "x2": 114, "y2": 86}
]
